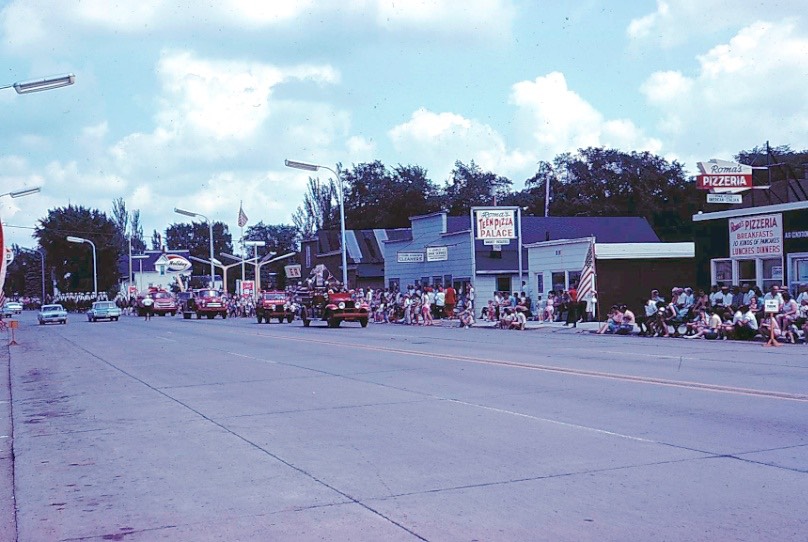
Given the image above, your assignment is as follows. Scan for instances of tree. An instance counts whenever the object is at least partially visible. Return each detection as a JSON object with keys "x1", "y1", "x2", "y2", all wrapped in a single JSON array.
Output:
[
  {"x1": 165, "y1": 221, "x2": 233, "y2": 276},
  {"x1": 341, "y1": 161, "x2": 441, "y2": 228},
  {"x1": 292, "y1": 176, "x2": 339, "y2": 238},
  {"x1": 130, "y1": 210, "x2": 146, "y2": 252},
  {"x1": 3, "y1": 245, "x2": 43, "y2": 299},
  {"x1": 242, "y1": 222, "x2": 299, "y2": 289},
  {"x1": 151, "y1": 229, "x2": 163, "y2": 250},
  {"x1": 442, "y1": 160, "x2": 513, "y2": 216},
  {"x1": 34, "y1": 205, "x2": 122, "y2": 295},
  {"x1": 526, "y1": 147, "x2": 699, "y2": 241}
]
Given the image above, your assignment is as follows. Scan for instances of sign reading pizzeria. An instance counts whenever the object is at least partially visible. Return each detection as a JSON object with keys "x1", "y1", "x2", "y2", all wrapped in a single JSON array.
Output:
[
  {"x1": 475, "y1": 208, "x2": 516, "y2": 240},
  {"x1": 696, "y1": 159, "x2": 753, "y2": 192},
  {"x1": 729, "y1": 213, "x2": 783, "y2": 258}
]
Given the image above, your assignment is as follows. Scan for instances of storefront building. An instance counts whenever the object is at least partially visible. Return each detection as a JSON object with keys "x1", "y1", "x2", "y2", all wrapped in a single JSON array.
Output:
[
  {"x1": 693, "y1": 201, "x2": 808, "y2": 294},
  {"x1": 383, "y1": 210, "x2": 662, "y2": 303}
]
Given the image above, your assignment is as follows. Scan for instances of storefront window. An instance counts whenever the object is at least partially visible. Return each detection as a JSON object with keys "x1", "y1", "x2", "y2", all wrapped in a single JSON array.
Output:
[
  {"x1": 496, "y1": 276, "x2": 511, "y2": 293},
  {"x1": 432, "y1": 276, "x2": 442, "y2": 287},
  {"x1": 762, "y1": 258, "x2": 783, "y2": 290},
  {"x1": 713, "y1": 259, "x2": 732, "y2": 284},
  {"x1": 737, "y1": 260, "x2": 756, "y2": 286},
  {"x1": 537, "y1": 274, "x2": 544, "y2": 296},
  {"x1": 551, "y1": 272, "x2": 565, "y2": 293},
  {"x1": 568, "y1": 270, "x2": 581, "y2": 289}
]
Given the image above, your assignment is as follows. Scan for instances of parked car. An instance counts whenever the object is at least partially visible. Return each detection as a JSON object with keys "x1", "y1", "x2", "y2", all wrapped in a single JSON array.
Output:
[
  {"x1": 3, "y1": 301, "x2": 23, "y2": 315},
  {"x1": 38, "y1": 304, "x2": 68, "y2": 325},
  {"x1": 86, "y1": 301, "x2": 122, "y2": 322}
]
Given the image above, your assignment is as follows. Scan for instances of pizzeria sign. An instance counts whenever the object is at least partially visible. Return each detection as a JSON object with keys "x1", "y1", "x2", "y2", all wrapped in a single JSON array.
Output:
[{"x1": 729, "y1": 213, "x2": 782, "y2": 258}]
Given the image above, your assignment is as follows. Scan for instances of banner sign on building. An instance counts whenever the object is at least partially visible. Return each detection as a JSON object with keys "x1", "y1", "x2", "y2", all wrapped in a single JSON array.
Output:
[
  {"x1": 397, "y1": 251, "x2": 425, "y2": 263},
  {"x1": 696, "y1": 159, "x2": 753, "y2": 192},
  {"x1": 240, "y1": 280, "x2": 254, "y2": 297},
  {"x1": 285, "y1": 264, "x2": 302, "y2": 278},
  {"x1": 729, "y1": 213, "x2": 783, "y2": 258},
  {"x1": 426, "y1": 246, "x2": 448, "y2": 262},
  {"x1": 706, "y1": 193, "x2": 742, "y2": 204},
  {"x1": 475, "y1": 208, "x2": 516, "y2": 240},
  {"x1": 166, "y1": 254, "x2": 192, "y2": 272}
]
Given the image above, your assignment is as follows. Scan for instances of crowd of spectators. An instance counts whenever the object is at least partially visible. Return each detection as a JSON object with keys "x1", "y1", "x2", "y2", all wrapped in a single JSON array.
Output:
[{"x1": 598, "y1": 283, "x2": 808, "y2": 343}]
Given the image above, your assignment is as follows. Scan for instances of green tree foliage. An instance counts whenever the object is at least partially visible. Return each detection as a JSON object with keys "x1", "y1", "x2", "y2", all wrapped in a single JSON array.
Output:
[
  {"x1": 130, "y1": 210, "x2": 146, "y2": 252},
  {"x1": 111, "y1": 197, "x2": 146, "y2": 253},
  {"x1": 736, "y1": 144, "x2": 808, "y2": 184},
  {"x1": 34, "y1": 205, "x2": 122, "y2": 294},
  {"x1": 519, "y1": 148, "x2": 699, "y2": 241},
  {"x1": 165, "y1": 221, "x2": 233, "y2": 276},
  {"x1": 441, "y1": 160, "x2": 513, "y2": 216},
  {"x1": 242, "y1": 222, "x2": 299, "y2": 289},
  {"x1": 292, "y1": 176, "x2": 339, "y2": 238},
  {"x1": 3, "y1": 246, "x2": 43, "y2": 299},
  {"x1": 341, "y1": 161, "x2": 441, "y2": 228}
]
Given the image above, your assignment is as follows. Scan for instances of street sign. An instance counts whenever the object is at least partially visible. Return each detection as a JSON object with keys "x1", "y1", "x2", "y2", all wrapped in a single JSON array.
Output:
[{"x1": 707, "y1": 193, "x2": 743, "y2": 204}]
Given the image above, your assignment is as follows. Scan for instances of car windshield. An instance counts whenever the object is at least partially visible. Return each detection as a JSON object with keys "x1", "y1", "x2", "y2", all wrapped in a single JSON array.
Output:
[
  {"x1": 94, "y1": 302, "x2": 114, "y2": 309},
  {"x1": 153, "y1": 292, "x2": 171, "y2": 299},
  {"x1": 263, "y1": 293, "x2": 286, "y2": 301},
  {"x1": 43, "y1": 305, "x2": 64, "y2": 311},
  {"x1": 198, "y1": 290, "x2": 217, "y2": 298}
]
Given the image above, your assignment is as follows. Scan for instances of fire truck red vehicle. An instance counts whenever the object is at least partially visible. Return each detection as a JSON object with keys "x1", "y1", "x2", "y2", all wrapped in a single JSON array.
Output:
[
  {"x1": 181, "y1": 288, "x2": 228, "y2": 319},
  {"x1": 299, "y1": 290, "x2": 370, "y2": 328},
  {"x1": 137, "y1": 287, "x2": 178, "y2": 316},
  {"x1": 255, "y1": 291, "x2": 295, "y2": 324}
]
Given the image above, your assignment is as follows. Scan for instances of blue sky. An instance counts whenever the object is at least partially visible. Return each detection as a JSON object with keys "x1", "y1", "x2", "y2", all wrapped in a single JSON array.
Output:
[{"x1": 0, "y1": 0, "x2": 806, "y2": 249}]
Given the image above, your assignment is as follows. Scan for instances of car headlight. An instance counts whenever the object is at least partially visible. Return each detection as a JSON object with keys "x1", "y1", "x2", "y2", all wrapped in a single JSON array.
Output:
[{"x1": 338, "y1": 302, "x2": 346, "y2": 309}]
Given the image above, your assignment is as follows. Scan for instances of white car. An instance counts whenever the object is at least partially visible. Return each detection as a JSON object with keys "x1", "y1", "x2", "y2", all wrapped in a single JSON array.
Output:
[
  {"x1": 3, "y1": 301, "x2": 23, "y2": 315},
  {"x1": 38, "y1": 304, "x2": 68, "y2": 325}
]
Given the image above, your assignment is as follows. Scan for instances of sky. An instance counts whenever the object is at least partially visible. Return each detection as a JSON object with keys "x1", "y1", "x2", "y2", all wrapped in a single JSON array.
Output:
[{"x1": 0, "y1": 0, "x2": 806, "y2": 249}]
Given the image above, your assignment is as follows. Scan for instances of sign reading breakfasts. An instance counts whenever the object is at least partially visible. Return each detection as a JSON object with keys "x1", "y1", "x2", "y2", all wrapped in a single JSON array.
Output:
[{"x1": 728, "y1": 213, "x2": 783, "y2": 258}]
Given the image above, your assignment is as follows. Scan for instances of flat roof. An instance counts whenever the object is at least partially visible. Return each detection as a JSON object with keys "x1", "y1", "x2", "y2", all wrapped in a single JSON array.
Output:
[{"x1": 692, "y1": 200, "x2": 808, "y2": 222}]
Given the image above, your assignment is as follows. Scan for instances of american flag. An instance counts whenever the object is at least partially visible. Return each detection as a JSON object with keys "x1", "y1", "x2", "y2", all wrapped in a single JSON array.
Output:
[
  {"x1": 237, "y1": 203, "x2": 248, "y2": 228},
  {"x1": 577, "y1": 239, "x2": 596, "y2": 301}
]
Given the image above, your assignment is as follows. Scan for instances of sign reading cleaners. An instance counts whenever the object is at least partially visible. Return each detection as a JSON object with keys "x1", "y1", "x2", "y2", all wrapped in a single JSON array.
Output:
[
  {"x1": 729, "y1": 213, "x2": 783, "y2": 258},
  {"x1": 475, "y1": 209, "x2": 516, "y2": 240}
]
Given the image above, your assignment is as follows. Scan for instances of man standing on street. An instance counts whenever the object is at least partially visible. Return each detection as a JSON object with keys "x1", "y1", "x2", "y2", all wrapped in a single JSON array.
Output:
[{"x1": 565, "y1": 283, "x2": 579, "y2": 327}]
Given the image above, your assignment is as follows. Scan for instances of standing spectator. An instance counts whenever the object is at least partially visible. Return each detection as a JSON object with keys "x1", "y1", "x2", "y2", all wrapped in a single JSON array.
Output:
[
  {"x1": 142, "y1": 295, "x2": 154, "y2": 321},
  {"x1": 444, "y1": 284, "x2": 456, "y2": 318},
  {"x1": 565, "y1": 283, "x2": 579, "y2": 327},
  {"x1": 435, "y1": 287, "x2": 446, "y2": 319}
]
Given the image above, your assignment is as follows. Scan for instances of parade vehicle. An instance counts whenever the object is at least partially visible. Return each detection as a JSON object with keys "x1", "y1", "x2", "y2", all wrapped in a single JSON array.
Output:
[
  {"x1": 255, "y1": 290, "x2": 295, "y2": 324},
  {"x1": 180, "y1": 288, "x2": 228, "y2": 319},
  {"x1": 299, "y1": 290, "x2": 370, "y2": 328},
  {"x1": 86, "y1": 301, "x2": 122, "y2": 322},
  {"x1": 136, "y1": 287, "x2": 178, "y2": 317}
]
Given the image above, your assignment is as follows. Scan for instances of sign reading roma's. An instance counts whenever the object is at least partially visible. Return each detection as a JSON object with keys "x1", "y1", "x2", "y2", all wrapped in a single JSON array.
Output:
[
  {"x1": 729, "y1": 213, "x2": 783, "y2": 258},
  {"x1": 696, "y1": 159, "x2": 753, "y2": 191},
  {"x1": 475, "y1": 209, "x2": 516, "y2": 240}
]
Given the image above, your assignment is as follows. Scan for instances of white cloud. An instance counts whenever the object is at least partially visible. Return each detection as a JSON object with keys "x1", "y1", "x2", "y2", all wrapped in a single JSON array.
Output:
[
  {"x1": 627, "y1": 0, "x2": 803, "y2": 48},
  {"x1": 640, "y1": 20, "x2": 808, "y2": 164},
  {"x1": 389, "y1": 108, "x2": 534, "y2": 182},
  {"x1": 511, "y1": 72, "x2": 662, "y2": 159}
]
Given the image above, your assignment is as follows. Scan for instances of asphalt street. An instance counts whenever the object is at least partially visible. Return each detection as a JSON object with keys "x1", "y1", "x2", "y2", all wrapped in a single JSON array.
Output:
[{"x1": 2, "y1": 312, "x2": 807, "y2": 541}]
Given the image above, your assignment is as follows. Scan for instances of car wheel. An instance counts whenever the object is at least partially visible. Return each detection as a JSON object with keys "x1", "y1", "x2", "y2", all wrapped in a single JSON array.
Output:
[
  {"x1": 287, "y1": 315, "x2": 294, "y2": 324},
  {"x1": 360, "y1": 318, "x2": 368, "y2": 328},
  {"x1": 196, "y1": 313, "x2": 202, "y2": 319},
  {"x1": 39, "y1": 320, "x2": 44, "y2": 325},
  {"x1": 221, "y1": 313, "x2": 227, "y2": 319},
  {"x1": 206, "y1": 314, "x2": 214, "y2": 319}
]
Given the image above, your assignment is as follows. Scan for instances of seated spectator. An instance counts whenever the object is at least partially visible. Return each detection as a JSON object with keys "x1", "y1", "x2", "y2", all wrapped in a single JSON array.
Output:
[
  {"x1": 510, "y1": 308, "x2": 527, "y2": 330},
  {"x1": 778, "y1": 292, "x2": 798, "y2": 334},
  {"x1": 686, "y1": 307, "x2": 722, "y2": 339},
  {"x1": 732, "y1": 304, "x2": 759, "y2": 340},
  {"x1": 618, "y1": 305, "x2": 635, "y2": 334},
  {"x1": 686, "y1": 307, "x2": 708, "y2": 336},
  {"x1": 499, "y1": 308, "x2": 514, "y2": 329},
  {"x1": 759, "y1": 312, "x2": 781, "y2": 341},
  {"x1": 458, "y1": 306, "x2": 475, "y2": 329},
  {"x1": 597, "y1": 305, "x2": 623, "y2": 334}
]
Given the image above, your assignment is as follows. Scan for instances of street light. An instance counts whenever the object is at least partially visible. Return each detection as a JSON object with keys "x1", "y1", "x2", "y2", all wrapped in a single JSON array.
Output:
[
  {"x1": 244, "y1": 240, "x2": 266, "y2": 296},
  {"x1": 66, "y1": 236, "x2": 97, "y2": 299},
  {"x1": 174, "y1": 207, "x2": 215, "y2": 288},
  {"x1": 132, "y1": 254, "x2": 149, "y2": 294},
  {"x1": 285, "y1": 159, "x2": 349, "y2": 288},
  {"x1": 0, "y1": 187, "x2": 41, "y2": 199},
  {"x1": 0, "y1": 74, "x2": 76, "y2": 94},
  {"x1": 190, "y1": 255, "x2": 255, "y2": 295}
]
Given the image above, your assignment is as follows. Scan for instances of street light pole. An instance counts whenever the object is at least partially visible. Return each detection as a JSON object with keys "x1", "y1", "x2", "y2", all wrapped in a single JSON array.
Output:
[
  {"x1": 174, "y1": 208, "x2": 215, "y2": 288},
  {"x1": 66, "y1": 236, "x2": 97, "y2": 299},
  {"x1": 0, "y1": 74, "x2": 75, "y2": 94},
  {"x1": 244, "y1": 240, "x2": 266, "y2": 296},
  {"x1": 285, "y1": 159, "x2": 348, "y2": 288}
]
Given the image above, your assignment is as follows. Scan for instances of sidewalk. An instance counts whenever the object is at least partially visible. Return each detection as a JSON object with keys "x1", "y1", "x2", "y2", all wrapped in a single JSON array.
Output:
[
  {"x1": 0, "y1": 343, "x2": 15, "y2": 540},
  {"x1": 437, "y1": 318, "x2": 601, "y2": 333}
]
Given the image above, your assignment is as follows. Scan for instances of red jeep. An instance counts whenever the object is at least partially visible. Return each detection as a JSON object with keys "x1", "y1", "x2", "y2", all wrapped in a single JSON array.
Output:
[
  {"x1": 182, "y1": 288, "x2": 227, "y2": 319},
  {"x1": 137, "y1": 288, "x2": 178, "y2": 316},
  {"x1": 256, "y1": 291, "x2": 295, "y2": 324},
  {"x1": 300, "y1": 290, "x2": 369, "y2": 328}
]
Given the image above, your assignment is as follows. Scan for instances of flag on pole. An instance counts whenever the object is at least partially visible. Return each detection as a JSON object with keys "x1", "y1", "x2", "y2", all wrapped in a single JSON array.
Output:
[
  {"x1": 577, "y1": 238, "x2": 596, "y2": 301},
  {"x1": 237, "y1": 202, "x2": 248, "y2": 228}
]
